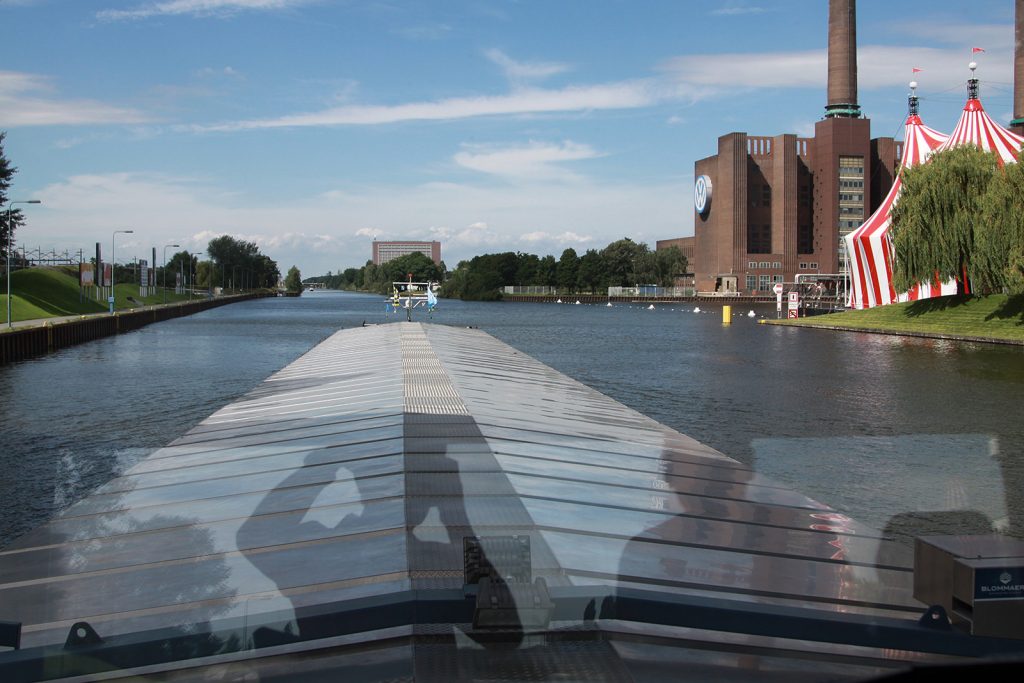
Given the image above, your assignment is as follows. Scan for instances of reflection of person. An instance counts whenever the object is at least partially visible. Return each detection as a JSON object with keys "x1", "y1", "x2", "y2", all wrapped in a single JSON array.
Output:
[
  {"x1": 235, "y1": 416, "x2": 528, "y2": 649},
  {"x1": 236, "y1": 458, "x2": 368, "y2": 647}
]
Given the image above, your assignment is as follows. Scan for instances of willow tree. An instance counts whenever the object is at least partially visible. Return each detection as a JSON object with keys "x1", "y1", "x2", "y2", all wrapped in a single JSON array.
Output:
[
  {"x1": 890, "y1": 145, "x2": 1000, "y2": 295},
  {"x1": 975, "y1": 159, "x2": 1024, "y2": 294}
]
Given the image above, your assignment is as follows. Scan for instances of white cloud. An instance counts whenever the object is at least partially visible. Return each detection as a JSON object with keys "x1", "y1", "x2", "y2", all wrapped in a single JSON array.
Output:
[
  {"x1": 0, "y1": 71, "x2": 149, "y2": 127},
  {"x1": 659, "y1": 43, "x2": 1014, "y2": 92},
  {"x1": 98, "y1": 0, "x2": 315, "y2": 21},
  {"x1": 192, "y1": 80, "x2": 665, "y2": 131},
  {"x1": 710, "y1": 6, "x2": 769, "y2": 16},
  {"x1": 453, "y1": 140, "x2": 603, "y2": 181},
  {"x1": 484, "y1": 49, "x2": 571, "y2": 84},
  {"x1": 195, "y1": 66, "x2": 243, "y2": 79},
  {"x1": 393, "y1": 23, "x2": 453, "y2": 41},
  {"x1": 27, "y1": 171, "x2": 690, "y2": 275}
]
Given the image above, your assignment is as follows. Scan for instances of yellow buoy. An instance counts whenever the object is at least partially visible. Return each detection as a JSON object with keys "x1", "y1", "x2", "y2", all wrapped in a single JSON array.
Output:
[{"x1": 722, "y1": 305, "x2": 731, "y2": 325}]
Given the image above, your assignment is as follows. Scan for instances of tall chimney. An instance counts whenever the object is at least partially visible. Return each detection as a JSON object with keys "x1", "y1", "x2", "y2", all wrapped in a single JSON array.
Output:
[
  {"x1": 825, "y1": 0, "x2": 861, "y2": 118},
  {"x1": 1012, "y1": 0, "x2": 1024, "y2": 133}
]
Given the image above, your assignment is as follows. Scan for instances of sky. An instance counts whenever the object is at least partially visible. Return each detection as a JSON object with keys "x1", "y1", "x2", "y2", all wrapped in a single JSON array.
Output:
[{"x1": 0, "y1": 0, "x2": 1019, "y2": 277}]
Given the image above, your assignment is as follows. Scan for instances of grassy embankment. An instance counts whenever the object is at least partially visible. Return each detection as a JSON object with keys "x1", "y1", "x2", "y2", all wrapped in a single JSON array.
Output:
[
  {"x1": 770, "y1": 294, "x2": 1024, "y2": 344},
  {"x1": 0, "y1": 266, "x2": 192, "y2": 325}
]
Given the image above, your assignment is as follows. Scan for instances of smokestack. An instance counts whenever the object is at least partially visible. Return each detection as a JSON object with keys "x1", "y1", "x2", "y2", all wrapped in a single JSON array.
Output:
[
  {"x1": 1013, "y1": 0, "x2": 1024, "y2": 133},
  {"x1": 825, "y1": 0, "x2": 861, "y2": 118}
]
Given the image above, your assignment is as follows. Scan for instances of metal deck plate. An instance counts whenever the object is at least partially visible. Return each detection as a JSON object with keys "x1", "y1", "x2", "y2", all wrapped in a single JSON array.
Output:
[{"x1": 0, "y1": 322, "x2": 919, "y2": 654}]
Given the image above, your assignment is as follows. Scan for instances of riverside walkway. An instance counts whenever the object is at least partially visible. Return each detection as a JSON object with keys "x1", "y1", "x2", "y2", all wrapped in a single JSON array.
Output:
[{"x1": 3, "y1": 322, "x2": 1016, "y2": 680}]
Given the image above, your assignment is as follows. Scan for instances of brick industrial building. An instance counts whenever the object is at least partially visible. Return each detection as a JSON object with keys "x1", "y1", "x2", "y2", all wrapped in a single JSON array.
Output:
[
  {"x1": 371, "y1": 241, "x2": 442, "y2": 266},
  {"x1": 672, "y1": 0, "x2": 904, "y2": 295}
]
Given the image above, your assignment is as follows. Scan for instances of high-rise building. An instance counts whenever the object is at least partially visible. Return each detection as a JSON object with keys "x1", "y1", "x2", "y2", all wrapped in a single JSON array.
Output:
[
  {"x1": 675, "y1": 0, "x2": 903, "y2": 294},
  {"x1": 371, "y1": 241, "x2": 442, "y2": 266}
]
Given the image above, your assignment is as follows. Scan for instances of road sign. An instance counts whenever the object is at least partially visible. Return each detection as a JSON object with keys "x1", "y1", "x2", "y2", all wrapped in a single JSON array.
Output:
[
  {"x1": 773, "y1": 283, "x2": 783, "y2": 295},
  {"x1": 788, "y1": 309, "x2": 798, "y2": 319}
]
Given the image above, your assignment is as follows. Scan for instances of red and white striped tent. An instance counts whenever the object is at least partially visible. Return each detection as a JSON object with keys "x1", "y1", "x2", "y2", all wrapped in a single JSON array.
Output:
[
  {"x1": 897, "y1": 74, "x2": 1024, "y2": 303},
  {"x1": 846, "y1": 70, "x2": 1024, "y2": 309},
  {"x1": 844, "y1": 103, "x2": 947, "y2": 309}
]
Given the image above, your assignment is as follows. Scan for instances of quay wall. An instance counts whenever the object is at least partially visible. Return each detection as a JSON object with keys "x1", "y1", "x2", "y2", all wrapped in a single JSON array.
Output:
[
  {"x1": 501, "y1": 294, "x2": 777, "y2": 304},
  {"x1": 0, "y1": 293, "x2": 273, "y2": 365}
]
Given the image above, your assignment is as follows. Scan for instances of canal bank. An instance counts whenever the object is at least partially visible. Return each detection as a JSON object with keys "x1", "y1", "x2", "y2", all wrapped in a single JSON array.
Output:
[
  {"x1": 501, "y1": 293, "x2": 776, "y2": 304},
  {"x1": 764, "y1": 294, "x2": 1024, "y2": 347},
  {"x1": 0, "y1": 293, "x2": 275, "y2": 365}
]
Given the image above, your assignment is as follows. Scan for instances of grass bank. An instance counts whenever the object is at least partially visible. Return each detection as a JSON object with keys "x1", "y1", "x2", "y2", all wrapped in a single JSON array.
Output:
[
  {"x1": 1, "y1": 266, "x2": 194, "y2": 324},
  {"x1": 768, "y1": 294, "x2": 1024, "y2": 345}
]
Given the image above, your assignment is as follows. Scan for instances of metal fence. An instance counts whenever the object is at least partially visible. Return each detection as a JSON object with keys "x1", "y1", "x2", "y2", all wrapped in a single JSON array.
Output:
[
  {"x1": 607, "y1": 286, "x2": 694, "y2": 297},
  {"x1": 502, "y1": 286, "x2": 557, "y2": 295}
]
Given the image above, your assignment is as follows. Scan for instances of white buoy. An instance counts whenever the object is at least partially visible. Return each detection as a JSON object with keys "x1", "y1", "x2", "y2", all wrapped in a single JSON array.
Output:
[
  {"x1": 556, "y1": 299, "x2": 562, "y2": 304},
  {"x1": 606, "y1": 302, "x2": 613, "y2": 307},
  {"x1": 575, "y1": 300, "x2": 581, "y2": 305},
  {"x1": 647, "y1": 304, "x2": 655, "y2": 310},
  {"x1": 693, "y1": 306, "x2": 701, "y2": 313},
  {"x1": 747, "y1": 310, "x2": 756, "y2": 318}
]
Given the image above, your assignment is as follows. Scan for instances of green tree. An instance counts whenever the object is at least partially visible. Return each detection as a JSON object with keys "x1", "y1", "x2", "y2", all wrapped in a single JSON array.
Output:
[
  {"x1": 556, "y1": 248, "x2": 579, "y2": 293},
  {"x1": 196, "y1": 260, "x2": 218, "y2": 289},
  {"x1": 654, "y1": 246, "x2": 688, "y2": 287},
  {"x1": 601, "y1": 238, "x2": 647, "y2": 287},
  {"x1": 976, "y1": 160, "x2": 1024, "y2": 293},
  {"x1": 165, "y1": 251, "x2": 198, "y2": 289},
  {"x1": 576, "y1": 249, "x2": 604, "y2": 294},
  {"x1": 538, "y1": 254, "x2": 557, "y2": 287},
  {"x1": 382, "y1": 252, "x2": 443, "y2": 285},
  {"x1": 890, "y1": 145, "x2": 1000, "y2": 295},
  {"x1": 285, "y1": 265, "x2": 302, "y2": 293},
  {"x1": 0, "y1": 132, "x2": 23, "y2": 259}
]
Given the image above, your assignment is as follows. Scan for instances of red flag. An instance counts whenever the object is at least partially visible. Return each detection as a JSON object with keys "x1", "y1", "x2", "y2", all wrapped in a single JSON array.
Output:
[
  {"x1": 912, "y1": 67, "x2": 923, "y2": 73},
  {"x1": 972, "y1": 47, "x2": 985, "y2": 53}
]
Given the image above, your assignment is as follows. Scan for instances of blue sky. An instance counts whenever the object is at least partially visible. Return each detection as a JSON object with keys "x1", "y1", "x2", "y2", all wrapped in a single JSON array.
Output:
[{"x1": 1, "y1": 0, "x2": 1018, "y2": 277}]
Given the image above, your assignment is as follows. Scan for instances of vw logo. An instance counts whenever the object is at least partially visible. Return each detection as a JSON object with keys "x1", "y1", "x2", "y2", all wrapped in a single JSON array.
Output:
[{"x1": 694, "y1": 175, "x2": 712, "y2": 216}]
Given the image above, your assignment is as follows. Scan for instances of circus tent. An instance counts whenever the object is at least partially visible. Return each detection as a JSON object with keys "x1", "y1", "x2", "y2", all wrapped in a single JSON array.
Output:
[
  {"x1": 844, "y1": 89, "x2": 946, "y2": 309},
  {"x1": 845, "y1": 68, "x2": 1024, "y2": 309}
]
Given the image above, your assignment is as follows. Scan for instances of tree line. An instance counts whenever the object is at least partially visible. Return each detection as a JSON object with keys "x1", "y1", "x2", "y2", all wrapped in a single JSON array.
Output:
[
  {"x1": 891, "y1": 145, "x2": 1024, "y2": 296},
  {"x1": 309, "y1": 238, "x2": 687, "y2": 301}
]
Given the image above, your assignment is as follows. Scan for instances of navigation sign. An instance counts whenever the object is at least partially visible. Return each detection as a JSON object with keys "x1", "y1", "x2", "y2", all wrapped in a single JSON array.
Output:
[
  {"x1": 772, "y1": 283, "x2": 783, "y2": 295},
  {"x1": 787, "y1": 291, "x2": 800, "y2": 319}
]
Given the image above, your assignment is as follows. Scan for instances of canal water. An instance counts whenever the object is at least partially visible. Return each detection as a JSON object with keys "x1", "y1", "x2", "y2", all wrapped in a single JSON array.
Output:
[{"x1": 1, "y1": 291, "x2": 1021, "y2": 547}]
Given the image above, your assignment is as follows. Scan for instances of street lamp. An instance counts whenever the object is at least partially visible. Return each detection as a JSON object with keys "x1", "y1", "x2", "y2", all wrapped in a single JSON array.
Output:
[
  {"x1": 111, "y1": 230, "x2": 134, "y2": 313},
  {"x1": 6, "y1": 199, "x2": 42, "y2": 328},
  {"x1": 162, "y1": 243, "x2": 180, "y2": 304}
]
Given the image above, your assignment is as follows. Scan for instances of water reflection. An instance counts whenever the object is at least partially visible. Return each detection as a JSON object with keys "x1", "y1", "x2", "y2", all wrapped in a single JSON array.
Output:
[{"x1": 3, "y1": 291, "x2": 1023, "y2": 550}]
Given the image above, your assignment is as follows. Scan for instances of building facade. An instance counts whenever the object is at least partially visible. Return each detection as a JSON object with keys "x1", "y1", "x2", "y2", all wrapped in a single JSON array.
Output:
[
  {"x1": 371, "y1": 241, "x2": 442, "y2": 266},
  {"x1": 663, "y1": 0, "x2": 907, "y2": 295}
]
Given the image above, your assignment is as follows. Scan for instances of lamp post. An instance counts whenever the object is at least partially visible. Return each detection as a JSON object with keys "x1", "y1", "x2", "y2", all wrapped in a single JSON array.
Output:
[
  {"x1": 111, "y1": 230, "x2": 133, "y2": 313},
  {"x1": 6, "y1": 200, "x2": 42, "y2": 328},
  {"x1": 162, "y1": 243, "x2": 179, "y2": 304}
]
